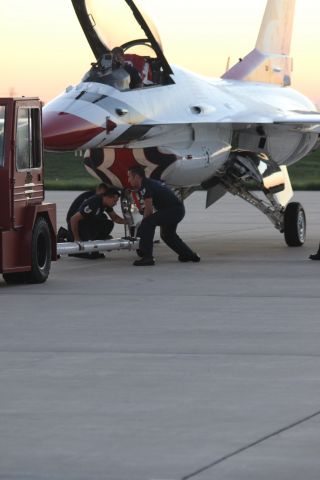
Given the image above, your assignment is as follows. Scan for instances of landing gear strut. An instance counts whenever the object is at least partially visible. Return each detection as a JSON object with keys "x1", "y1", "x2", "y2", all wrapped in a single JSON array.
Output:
[
  {"x1": 222, "y1": 180, "x2": 307, "y2": 247},
  {"x1": 217, "y1": 151, "x2": 306, "y2": 247}
]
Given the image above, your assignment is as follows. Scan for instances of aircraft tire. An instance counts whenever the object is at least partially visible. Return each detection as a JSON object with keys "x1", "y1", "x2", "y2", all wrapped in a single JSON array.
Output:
[
  {"x1": 26, "y1": 217, "x2": 52, "y2": 284},
  {"x1": 284, "y1": 202, "x2": 306, "y2": 247}
]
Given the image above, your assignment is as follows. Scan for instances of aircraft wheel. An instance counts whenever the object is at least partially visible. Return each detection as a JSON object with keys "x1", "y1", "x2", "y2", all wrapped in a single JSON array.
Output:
[
  {"x1": 284, "y1": 202, "x2": 306, "y2": 247},
  {"x1": 26, "y1": 217, "x2": 52, "y2": 283}
]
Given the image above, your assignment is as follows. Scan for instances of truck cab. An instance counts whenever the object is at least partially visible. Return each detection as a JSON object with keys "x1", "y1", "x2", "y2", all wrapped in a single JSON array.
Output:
[{"x1": 0, "y1": 97, "x2": 57, "y2": 284}]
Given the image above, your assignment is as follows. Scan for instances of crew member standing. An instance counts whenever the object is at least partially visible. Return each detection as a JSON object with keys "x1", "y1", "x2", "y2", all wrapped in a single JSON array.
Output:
[{"x1": 128, "y1": 166, "x2": 200, "y2": 266}]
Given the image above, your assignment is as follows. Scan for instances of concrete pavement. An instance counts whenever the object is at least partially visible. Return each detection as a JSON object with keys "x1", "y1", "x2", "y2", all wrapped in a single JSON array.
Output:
[{"x1": 1, "y1": 191, "x2": 320, "y2": 480}]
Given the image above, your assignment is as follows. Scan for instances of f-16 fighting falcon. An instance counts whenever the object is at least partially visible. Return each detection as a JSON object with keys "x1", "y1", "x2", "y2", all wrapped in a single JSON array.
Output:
[{"x1": 43, "y1": 0, "x2": 320, "y2": 248}]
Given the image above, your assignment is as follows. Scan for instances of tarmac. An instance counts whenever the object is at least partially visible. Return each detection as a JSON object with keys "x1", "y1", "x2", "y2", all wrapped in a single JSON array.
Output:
[{"x1": 1, "y1": 190, "x2": 320, "y2": 480}]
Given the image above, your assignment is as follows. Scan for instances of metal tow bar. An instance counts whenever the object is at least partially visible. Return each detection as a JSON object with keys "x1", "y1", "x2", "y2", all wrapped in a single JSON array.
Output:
[{"x1": 57, "y1": 237, "x2": 139, "y2": 256}]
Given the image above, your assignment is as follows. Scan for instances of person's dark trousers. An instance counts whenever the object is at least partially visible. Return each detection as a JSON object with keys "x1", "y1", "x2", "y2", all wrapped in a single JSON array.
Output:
[
  {"x1": 68, "y1": 216, "x2": 114, "y2": 241},
  {"x1": 138, "y1": 205, "x2": 195, "y2": 258}
]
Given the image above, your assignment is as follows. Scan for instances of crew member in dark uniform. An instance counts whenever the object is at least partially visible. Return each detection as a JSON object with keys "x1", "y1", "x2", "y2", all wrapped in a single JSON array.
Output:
[
  {"x1": 57, "y1": 183, "x2": 108, "y2": 243},
  {"x1": 128, "y1": 166, "x2": 200, "y2": 266},
  {"x1": 66, "y1": 183, "x2": 108, "y2": 238},
  {"x1": 69, "y1": 187, "x2": 125, "y2": 245}
]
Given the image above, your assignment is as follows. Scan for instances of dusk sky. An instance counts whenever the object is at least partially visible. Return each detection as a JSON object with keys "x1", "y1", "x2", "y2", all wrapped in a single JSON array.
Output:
[{"x1": 0, "y1": 0, "x2": 319, "y2": 104}]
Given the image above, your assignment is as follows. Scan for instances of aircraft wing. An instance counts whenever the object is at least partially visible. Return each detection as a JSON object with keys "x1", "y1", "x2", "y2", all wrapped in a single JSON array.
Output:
[
  {"x1": 228, "y1": 111, "x2": 320, "y2": 133},
  {"x1": 139, "y1": 110, "x2": 320, "y2": 132},
  {"x1": 273, "y1": 111, "x2": 320, "y2": 133}
]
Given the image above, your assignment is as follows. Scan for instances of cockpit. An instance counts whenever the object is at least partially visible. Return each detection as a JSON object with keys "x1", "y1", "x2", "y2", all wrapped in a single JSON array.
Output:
[
  {"x1": 82, "y1": 49, "x2": 165, "y2": 90},
  {"x1": 72, "y1": 0, "x2": 174, "y2": 90}
]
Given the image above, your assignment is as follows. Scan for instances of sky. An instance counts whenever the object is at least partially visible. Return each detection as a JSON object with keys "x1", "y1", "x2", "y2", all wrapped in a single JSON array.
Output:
[{"x1": 0, "y1": 0, "x2": 319, "y2": 104}]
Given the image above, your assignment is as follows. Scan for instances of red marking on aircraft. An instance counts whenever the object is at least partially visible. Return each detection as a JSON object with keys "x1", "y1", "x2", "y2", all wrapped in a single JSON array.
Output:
[
  {"x1": 106, "y1": 119, "x2": 117, "y2": 133},
  {"x1": 43, "y1": 112, "x2": 105, "y2": 150},
  {"x1": 108, "y1": 149, "x2": 140, "y2": 187}
]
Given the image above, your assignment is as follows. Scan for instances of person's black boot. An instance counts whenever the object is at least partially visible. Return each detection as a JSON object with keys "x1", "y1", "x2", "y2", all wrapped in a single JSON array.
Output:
[
  {"x1": 133, "y1": 256, "x2": 155, "y2": 266},
  {"x1": 178, "y1": 253, "x2": 201, "y2": 263},
  {"x1": 57, "y1": 226, "x2": 70, "y2": 243},
  {"x1": 89, "y1": 252, "x2": 105, "y2": 259},
  {"x1": 309, "y1": 252, "x2": 320, "y2": 260},
  {"x1": 309, "y1": 244, "x2": 320, "y2": 260},
  {"x1": 68, "y1": 252, "x2": 105, "y2": 259}
]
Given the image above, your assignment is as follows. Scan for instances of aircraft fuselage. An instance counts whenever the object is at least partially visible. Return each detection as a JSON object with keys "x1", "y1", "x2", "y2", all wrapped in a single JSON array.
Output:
[{"x1": 43, "y1": 65, "x2": 318, "y2": 187}]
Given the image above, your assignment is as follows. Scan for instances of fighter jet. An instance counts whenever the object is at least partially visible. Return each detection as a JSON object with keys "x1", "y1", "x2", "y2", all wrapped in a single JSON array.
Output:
[{"x1": 43, "y1": 0, "x2": 320, "y2": 247}]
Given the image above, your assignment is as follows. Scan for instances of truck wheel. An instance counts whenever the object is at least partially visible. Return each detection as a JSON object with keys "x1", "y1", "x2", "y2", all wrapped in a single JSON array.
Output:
[
  {"x1": 3, "y1": 272, "x2": 27, "y2": 285},
  {"x1": 284, "y1": 202, "x2": 306, "y2": 247},
  {"x1": 26, "y1": 217, "x2": 52, "y2": 283}
]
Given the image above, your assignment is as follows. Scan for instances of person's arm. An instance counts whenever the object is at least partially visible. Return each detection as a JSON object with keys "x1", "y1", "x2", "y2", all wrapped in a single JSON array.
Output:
[
  {"x1": 143, "y1": 197, "x2": 153, "y2": 218},
  {"x1": 70, "y1": 212, "x2": 84, "y2": 241},
  {"x1": 108, "y1": 211, "x2": 126, "y2": 224},
  {"x1": 127, "y1": 65, "x2": 143, "y2": 89}
]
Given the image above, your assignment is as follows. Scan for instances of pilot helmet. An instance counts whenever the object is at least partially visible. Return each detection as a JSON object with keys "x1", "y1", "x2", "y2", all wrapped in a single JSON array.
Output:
[{"x1": 100, "y1": 53, "x2": 112, "y2": 72}]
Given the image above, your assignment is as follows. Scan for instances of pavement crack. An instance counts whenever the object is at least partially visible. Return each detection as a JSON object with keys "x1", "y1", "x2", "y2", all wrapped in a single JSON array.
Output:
[{"x1": 181, "y1": 408, "x2": 320, "y2": 479}]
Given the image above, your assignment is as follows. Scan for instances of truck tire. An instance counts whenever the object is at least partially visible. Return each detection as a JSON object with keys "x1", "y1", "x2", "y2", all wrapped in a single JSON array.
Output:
[
  {"x1": 2, "y1": 272, "x2": 27, "y2": 285},
  {"x1": 26, "y1": 217, "x2": 52, "y2": 283},
  {"x1": 284, "y1": 202, "x2": 306, "y2": 247}
]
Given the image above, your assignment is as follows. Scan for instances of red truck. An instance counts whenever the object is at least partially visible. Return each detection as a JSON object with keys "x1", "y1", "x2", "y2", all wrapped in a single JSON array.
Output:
[{"x1": 0, "y1": 97, "x2": 57, "y2": 284}]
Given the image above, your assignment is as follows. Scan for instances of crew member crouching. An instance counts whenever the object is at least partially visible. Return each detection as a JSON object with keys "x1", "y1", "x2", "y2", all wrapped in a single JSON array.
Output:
[
  {"x1": 69, "y1": 187, "x2": 125, "y2": 258},
  {"x1": 127, "y1": 166, "x2": 200, "y2": 266},
  {"x1": 66, "y1": 183, "x2": 108, "y2": 234}
]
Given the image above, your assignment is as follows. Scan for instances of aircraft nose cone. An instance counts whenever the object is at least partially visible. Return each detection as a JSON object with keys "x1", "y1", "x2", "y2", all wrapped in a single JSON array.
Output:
[{"x1": 43, "y1": 111, "x2": 105, "y2": 150}]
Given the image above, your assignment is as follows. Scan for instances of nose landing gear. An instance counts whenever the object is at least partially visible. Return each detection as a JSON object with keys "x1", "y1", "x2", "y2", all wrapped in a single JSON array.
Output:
[{"x1": 121, "y1": 189, "x2": 142, "y2": 238}]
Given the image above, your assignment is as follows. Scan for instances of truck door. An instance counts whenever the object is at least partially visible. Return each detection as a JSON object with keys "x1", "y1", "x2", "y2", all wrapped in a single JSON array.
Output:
[
  {"x1": 0, "y1": 102, "x2": 10, "y2": 230},
  {"x1": 13, "y1": 102, "x2": 43, "y2": 228}
]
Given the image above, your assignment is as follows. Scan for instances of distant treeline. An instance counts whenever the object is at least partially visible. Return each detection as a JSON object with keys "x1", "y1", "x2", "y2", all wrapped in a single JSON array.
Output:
[{"x1": 44, "y1": 149, "x2": 320, "y2": 191}]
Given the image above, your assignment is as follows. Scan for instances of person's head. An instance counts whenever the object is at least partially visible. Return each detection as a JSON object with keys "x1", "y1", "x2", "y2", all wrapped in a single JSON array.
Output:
[
  {"x1": 95, "y1": 183, "x2": 108, "y2": 195},
  {"x1": 101, "y1": 187, "x2": 121, "y2": 208},
  {"x1": 112, "y1": 47, "x2": 125, "y2": 68},
  {"x1": 101, "y1": 53, "x2": 112, "y2": 69},
  {"x1": 128, "y1": 166, "x2": 146, "y2": 188}
]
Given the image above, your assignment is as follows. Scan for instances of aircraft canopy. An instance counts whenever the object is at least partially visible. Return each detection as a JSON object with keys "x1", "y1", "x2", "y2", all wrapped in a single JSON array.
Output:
[{"x1": 72, "y1": 0, "x2": 173, "y2": 76}]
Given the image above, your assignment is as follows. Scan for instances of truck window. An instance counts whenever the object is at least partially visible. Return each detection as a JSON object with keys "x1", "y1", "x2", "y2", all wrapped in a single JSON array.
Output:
[
  {"x1": 0, "y1": 106, "x2": 5, "y2": 167},
  {"x1": 16, "y1": 108, "x2": 42, "y2": 171}
]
